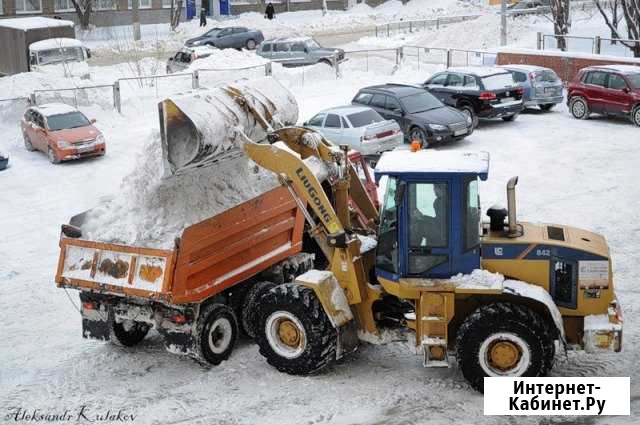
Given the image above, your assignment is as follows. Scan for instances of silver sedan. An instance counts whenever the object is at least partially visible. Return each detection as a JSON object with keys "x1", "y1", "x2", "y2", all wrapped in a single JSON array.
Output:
[{"x1": 303, "y1": 106, "x2": 403, "y2": 156}]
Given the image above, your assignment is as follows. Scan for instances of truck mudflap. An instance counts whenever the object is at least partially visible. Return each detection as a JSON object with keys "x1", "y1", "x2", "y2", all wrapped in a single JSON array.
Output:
[{"x1": 79, "y1": 291, "x2": 111, "y2": 341}]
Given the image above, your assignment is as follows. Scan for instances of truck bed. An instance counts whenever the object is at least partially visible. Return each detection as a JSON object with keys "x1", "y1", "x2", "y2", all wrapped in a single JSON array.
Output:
[{"x1": 56, "y1": 186, "x2": 305, "y2": 304}]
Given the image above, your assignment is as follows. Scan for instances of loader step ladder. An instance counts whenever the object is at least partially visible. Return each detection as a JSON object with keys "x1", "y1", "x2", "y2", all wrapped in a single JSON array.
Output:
[{"x1": 417, "y1": 291, "x2": 454, "y2": 368}]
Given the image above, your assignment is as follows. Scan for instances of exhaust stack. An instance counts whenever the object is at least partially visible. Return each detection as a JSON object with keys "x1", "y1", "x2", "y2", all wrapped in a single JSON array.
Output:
[{"x1": 506, "y1": 176, "x2": 521, "y2": 238}]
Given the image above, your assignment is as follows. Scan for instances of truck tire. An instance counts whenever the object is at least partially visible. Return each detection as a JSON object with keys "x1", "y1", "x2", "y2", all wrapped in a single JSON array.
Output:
[
  {"x1": 241, "y1": 281, "x2": 278, "y2": 338},
  {"x1": 256, "y1": 283, "x2": 336, "y2": 375},
  {"x1": 456, "y1": 302, "x2": 554, "y2": 393},
  {"x1": 196, "y1": 303, "x2": 238, "y2": 366},
  {"x1": 110, "y1": 320, "x2": 150, "y2": 347}
]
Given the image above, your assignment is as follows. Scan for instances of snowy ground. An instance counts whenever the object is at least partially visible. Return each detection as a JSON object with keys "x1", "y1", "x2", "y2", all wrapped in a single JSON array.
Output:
[{"x1": 1, "y1": 2, "x2": 640, "y2": 424}]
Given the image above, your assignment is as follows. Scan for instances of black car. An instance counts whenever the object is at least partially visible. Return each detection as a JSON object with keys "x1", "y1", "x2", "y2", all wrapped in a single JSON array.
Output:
[
  {"x1": 422, "y1": 67, "x2": 524, "y2": 127},
  {"x1": 184, "y1": 27, "x2": 265, "y2": 50},
  {"x1": 351, "y1": 84, "x2": 473, "y2": 148}
]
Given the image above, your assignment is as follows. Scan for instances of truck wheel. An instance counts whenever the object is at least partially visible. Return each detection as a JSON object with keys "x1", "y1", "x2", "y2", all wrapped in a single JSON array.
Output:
[
  {"x1": 456, "y1": 302, "x2": 554, "y2": 393},
  {"x1": 110, "y1": 320, "x2": 150, "y2": 347},
  {"x1": 570, "y1": 96, "x2": 590, "y2": 120},
  {"x1": 24, "y1": 135, "x2": 35, "y2": 151},
  {"x1": 196, "y1": 303, "x2": 238, "y2": 366},
  {"x1": 241, "y1": 281, "x2": 277, "y2": 338},
  {"x1": 256, "y1": 283, "x2": 337, "y2": 375}
]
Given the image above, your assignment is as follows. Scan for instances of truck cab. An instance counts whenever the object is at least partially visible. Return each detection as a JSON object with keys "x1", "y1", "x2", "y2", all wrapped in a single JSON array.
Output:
[{"x1": 29, "y1": 38, "x2": 90, "y2": 79}]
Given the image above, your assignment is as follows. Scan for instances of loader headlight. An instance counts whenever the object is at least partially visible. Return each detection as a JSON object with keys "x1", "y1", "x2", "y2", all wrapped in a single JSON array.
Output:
[
  {"x1": 57, "y1": 140, "x2": 73, "y2": 149},
  {"x1": 429, "y1": 124, "x2": 448, "y2": 131}
]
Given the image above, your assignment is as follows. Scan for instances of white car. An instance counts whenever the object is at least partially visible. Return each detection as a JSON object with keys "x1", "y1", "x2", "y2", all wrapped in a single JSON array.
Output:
[{"x1": 304, "y1": 106, "x2": 403, "y2": 157}]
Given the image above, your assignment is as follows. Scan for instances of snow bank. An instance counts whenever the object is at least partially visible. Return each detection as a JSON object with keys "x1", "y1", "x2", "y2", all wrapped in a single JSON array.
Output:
[
  {"x1": 79, "y1": 132, "x2": 280, "y2": 249},
  {"x1": 185, "y1": 49, "x2": 269, "y2": 72},
  {"x1": 0, "y1": 17, "x2": 73, "y2": 30}
]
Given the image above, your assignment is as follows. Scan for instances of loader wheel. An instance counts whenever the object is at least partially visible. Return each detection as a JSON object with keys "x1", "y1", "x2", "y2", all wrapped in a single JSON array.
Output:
[
  {"x1": 110, "y1": 320, "x2": 150, "y2": 347},
  {"x1": 196, "y1": 303, "x2": 238, "y2": 366},
  {"x1": 456, "y1": 302, "x2": 554, "y2": 393},
  {"x1": 241, "y1": 281, "x2": 278, "y2": 338},
  {"x1": 570, "y1": 96, "x2": 590, "y2": 120},
  {"x1": 256, "y1": 283, "x2": 337, "y2": 375}
]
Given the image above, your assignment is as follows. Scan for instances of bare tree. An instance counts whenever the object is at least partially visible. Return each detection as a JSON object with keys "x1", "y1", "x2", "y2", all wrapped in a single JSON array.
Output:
[
  {"x1": 170, "y1": 0, "x2": 184, "y2": 30},
  {"x1": 549, "y1": 0, "x2": 571, "y2": 51},
  {"x1": 70, "y1": 0, "x2": 94, "y2": 30},
  {"x1": 595, "y1": 0, "x2": 640, "y2": 56}
]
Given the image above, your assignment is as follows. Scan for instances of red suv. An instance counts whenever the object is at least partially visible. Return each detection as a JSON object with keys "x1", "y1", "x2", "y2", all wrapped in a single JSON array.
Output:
[{"x1": 567, "y1": 65, "x2": 640, "y2": 126}]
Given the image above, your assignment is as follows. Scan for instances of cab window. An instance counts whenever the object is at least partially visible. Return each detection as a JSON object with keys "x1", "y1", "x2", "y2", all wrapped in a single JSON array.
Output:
[
  {"x1": 408, "y1": 182, "x2": 448, "y2": 275},
  {"x1": 376, "y1": 177, "x2": 399, "y2": 274},
  {"x1": 464, "y1": 178, "x2": 480, "y2": 251},
  {"x1": 447, "y1": 74, "x2": 463, "y2": 86}
]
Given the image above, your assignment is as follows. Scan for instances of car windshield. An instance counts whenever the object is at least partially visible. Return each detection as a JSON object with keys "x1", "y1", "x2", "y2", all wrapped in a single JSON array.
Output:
[
  {"x1": 47, "y1": 112, "x2": 90, "y2": 131},
  {"x1": 533, "y1": 70, "x2": 559, "y2": 83},
  {"x1": 627, "y1": 73, "x2": 640, "y2": 89},
  {"x1": 400, "y1": 92, "x2": 443, "y2": 113},
  {"x1": 481, "y1": 73, "x2": 516, "y2": 90},
  {"x1": 347, "y1": 109, "x2": 384, "y2": 127},
  {"x1": 38, "y1": 47, "x2": 84, "y2": 65}
]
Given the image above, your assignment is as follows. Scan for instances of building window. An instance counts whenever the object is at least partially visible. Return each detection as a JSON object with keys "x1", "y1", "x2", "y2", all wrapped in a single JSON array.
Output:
[
  {"x1": 128, "y1": 0, "x2": 152, "y2": 8},
  {"x1": 96, "y1": 0, "x2": 117, "y2": 10},
  {"x1": 16, "y1": 0, "x2": 42, "y2": 13},
  {"x1": 54, "y1": 0, "x2": 74, "y2": 11}
]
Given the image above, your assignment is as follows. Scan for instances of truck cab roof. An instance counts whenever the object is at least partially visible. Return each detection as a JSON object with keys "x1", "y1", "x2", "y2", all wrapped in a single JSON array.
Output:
[
  {"x1": 30, "y1": 38, "x2": 83, "y2": 51},
  {"x1": 374, "y1": 150, "x2": 489, "y2": 181}
]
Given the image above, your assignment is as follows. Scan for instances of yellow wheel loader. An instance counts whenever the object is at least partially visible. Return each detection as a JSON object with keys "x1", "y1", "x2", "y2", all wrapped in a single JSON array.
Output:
[{"x1": 154, "y1": 83, "x2": 622, "y2": 392}]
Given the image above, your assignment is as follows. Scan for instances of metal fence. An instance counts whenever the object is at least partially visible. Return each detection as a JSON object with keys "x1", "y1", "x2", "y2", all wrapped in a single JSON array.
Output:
[
  {"x1": 374, "y1": 14, "x2": 480, "y2": 38},
  {"x1": 342, "y1": 49, "x2": 400, "y2": 74},
  {"x1": 32, "y1": 85, "x2": 118, "y2": 110},
  {"x1": 540, "y1": 33, "x2": 640, "y2": 58}
]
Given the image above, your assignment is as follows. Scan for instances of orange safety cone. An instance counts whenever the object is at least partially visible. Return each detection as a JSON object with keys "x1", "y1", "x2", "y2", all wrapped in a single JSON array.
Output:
[{"x1": 410, "y1": 139, "x2": 422, "y2": 152}]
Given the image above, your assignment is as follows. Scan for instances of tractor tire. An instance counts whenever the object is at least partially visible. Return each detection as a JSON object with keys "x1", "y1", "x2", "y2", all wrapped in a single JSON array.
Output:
[
  {"x1": 570, "y1": 96, "x2": 590, "y2": 120},
  {"x1": 460, "y1": 104, "x2": 478, "y2": 128},
  {"x1": 241, "y1": 281, "x2": 278, "y2": 338},
  {"x1": 631, "y1": 105, "x2": 640, "y2": 127},
  {"x1": 456, "y1": 302, "x2": 554, "y2": 393},
  {"x1": 256, "y1": 283, "x2": 337, "y2": 375},
  {"x1": 110, "y1": 320, "x2": 150, "y2": 347},
  {"x1": 195, "y1": 303, "x2": 238, "y2": 366},
  {"x1": 24, "y1": 134, "x2": 35, "y2": 151},
  {"x1": 539, "y1": 103, "x2": 554, "y2": 112}
]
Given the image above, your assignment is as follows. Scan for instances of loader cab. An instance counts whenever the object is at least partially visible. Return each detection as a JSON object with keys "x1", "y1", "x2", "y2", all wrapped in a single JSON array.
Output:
[{"x1": 374, "y1": 150, "x2": 489, "y2": 281}]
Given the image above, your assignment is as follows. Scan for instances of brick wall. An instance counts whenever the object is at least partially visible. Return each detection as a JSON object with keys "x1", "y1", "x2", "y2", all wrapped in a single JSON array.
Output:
[{"x1": 497, "y1": 50, "x2": 640, "y2": 83}]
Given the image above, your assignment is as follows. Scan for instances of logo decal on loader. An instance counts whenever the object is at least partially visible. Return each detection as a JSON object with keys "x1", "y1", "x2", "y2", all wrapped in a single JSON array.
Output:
[{"x1": 295, "y1": 167, "x2": 332, "y2": 224}]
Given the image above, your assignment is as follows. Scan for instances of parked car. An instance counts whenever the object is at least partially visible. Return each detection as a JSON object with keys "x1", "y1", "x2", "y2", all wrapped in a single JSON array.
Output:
[
  {"x1": 351, "y1": 84, "x2": 473, "y2": 147},
  {"x1": 257, "y1": 37, "x2": 346, "y2": 67},
  {"x1": 0, "y1": 151, "x2": 8, "y2": 170},
  {"x1": 567, "y1": 65, "x2": 640, "y2": 126},
  {"x1": 421, "y1": 66, "x2": 524, "y2": 127},
  {"x1": 304, "y1": 106, "x2": 403, "y2": 157},
  {"x1": 166, "y1": 46, "x2": 216, "y2": 74},
  {"x1": 500, "y1": 64, "x2": 564, "y2": 110},
  {"x1": 184, "y1": 27, "x2": 264, "y2": 50},
  {"x1": 21, "y1": 103, "x2": 105, "y2": 164}
]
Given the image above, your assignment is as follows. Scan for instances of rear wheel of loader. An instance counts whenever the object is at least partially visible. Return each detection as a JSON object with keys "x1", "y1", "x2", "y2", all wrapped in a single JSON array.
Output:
[
  {"x1": 241, "y1": 281, "x2": 278, "y2": 338},
  {"x1": 456, "y1": 302, "x2": 553, "y2": 393},
  {"x1": 110, "y1": 320, "x2": 150, "y2": 347},
  {"x1": 256, "y1": 283, "x2": 336, "y2": 375},
  {"x1": 196, "y1": 303, "x2": 238, "y2": 366}
]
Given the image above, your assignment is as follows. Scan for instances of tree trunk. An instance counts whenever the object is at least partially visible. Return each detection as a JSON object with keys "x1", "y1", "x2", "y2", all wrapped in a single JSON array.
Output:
[
  {"x1": 133, "y1": 0, "x2": 141, "y2": 41},
  {"x1": 71, "y1": 0, "x2": 93, "y2": 30}
]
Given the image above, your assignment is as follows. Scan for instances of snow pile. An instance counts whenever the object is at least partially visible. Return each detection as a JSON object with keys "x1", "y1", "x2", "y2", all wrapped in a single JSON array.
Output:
[
  {"x1": 185, "y1": 49, "x2": 269, "y2": 72},
  {"x1": 79, "y1": 132, "x2": 279, "y2": 249},
  {"x1": 450, "y1": 269, "x2": 504, "y2": 290}
]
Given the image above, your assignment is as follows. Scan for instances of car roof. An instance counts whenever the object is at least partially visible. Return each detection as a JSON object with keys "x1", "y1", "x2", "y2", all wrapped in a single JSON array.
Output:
[
  {"x1": 375, "y1": 150, "x2": 490, "y2": 181},
  {"x1": 266, "y1": 36, "x2": 313, "y2": 44},
  {"x1": 499, "y1": 64, "x2": 549, "y2": 72},
  {"x1": 31, "y1": 103, "x2": 78, "y2": 117},
  {"x1": 587, "y1": 64, "x2": 640, "y2": 74},
  {"x1": 446, "y1": 66, "x2": 511, "y2": 77},
  {"x1": 359, "y1": 84, "x2": 424, "y2": 97},
  {"x1": 316, "y1": 105, "x2": 375, "y2": 115},
  {"x1": 30, "y1": 37, "x2": 83, "y2": 51}
]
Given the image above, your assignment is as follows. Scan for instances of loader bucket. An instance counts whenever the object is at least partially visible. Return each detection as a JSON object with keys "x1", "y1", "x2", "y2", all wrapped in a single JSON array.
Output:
[{"x1": 159, "y1": 77, "x2": 298, "y2": 177}]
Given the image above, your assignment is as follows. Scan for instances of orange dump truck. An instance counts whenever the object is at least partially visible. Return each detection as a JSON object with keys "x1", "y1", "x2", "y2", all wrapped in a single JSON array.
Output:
[{"x1": 55, "y1": 186, "x2": 314, "y2": 365}]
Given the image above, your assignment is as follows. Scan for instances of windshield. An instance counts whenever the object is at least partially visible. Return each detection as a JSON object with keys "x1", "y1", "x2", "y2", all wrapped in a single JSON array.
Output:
[
  {"x1": 481, "y1": 73, "x2": 516, "y2": 90},
  {"x1": 400, "y1": 92, "x2": 443, "y2": 114},
  {"x1": 47, "y1": 112, "x2": 90, "y2": 131},
  {"x1": 533, "y1": 70, "x2": 559, "y2": 83},
  {"x1": 347, "y1": 109, "x2": 384, "y2": 127},
  {"x1": 38, "y1": 47, "x2": 84, "y2": 65},
  {"x1": 627, "y1": 73, "x2": 640, "y2": 89}
]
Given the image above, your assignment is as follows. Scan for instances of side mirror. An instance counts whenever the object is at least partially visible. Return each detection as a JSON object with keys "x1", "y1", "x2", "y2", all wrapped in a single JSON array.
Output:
[
  {"x1": 168, "y1": 57, "x2": 174, "y2": 61},
  {"x1": 90, "y1": 118, "x2": 97, "y2": 124}
]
